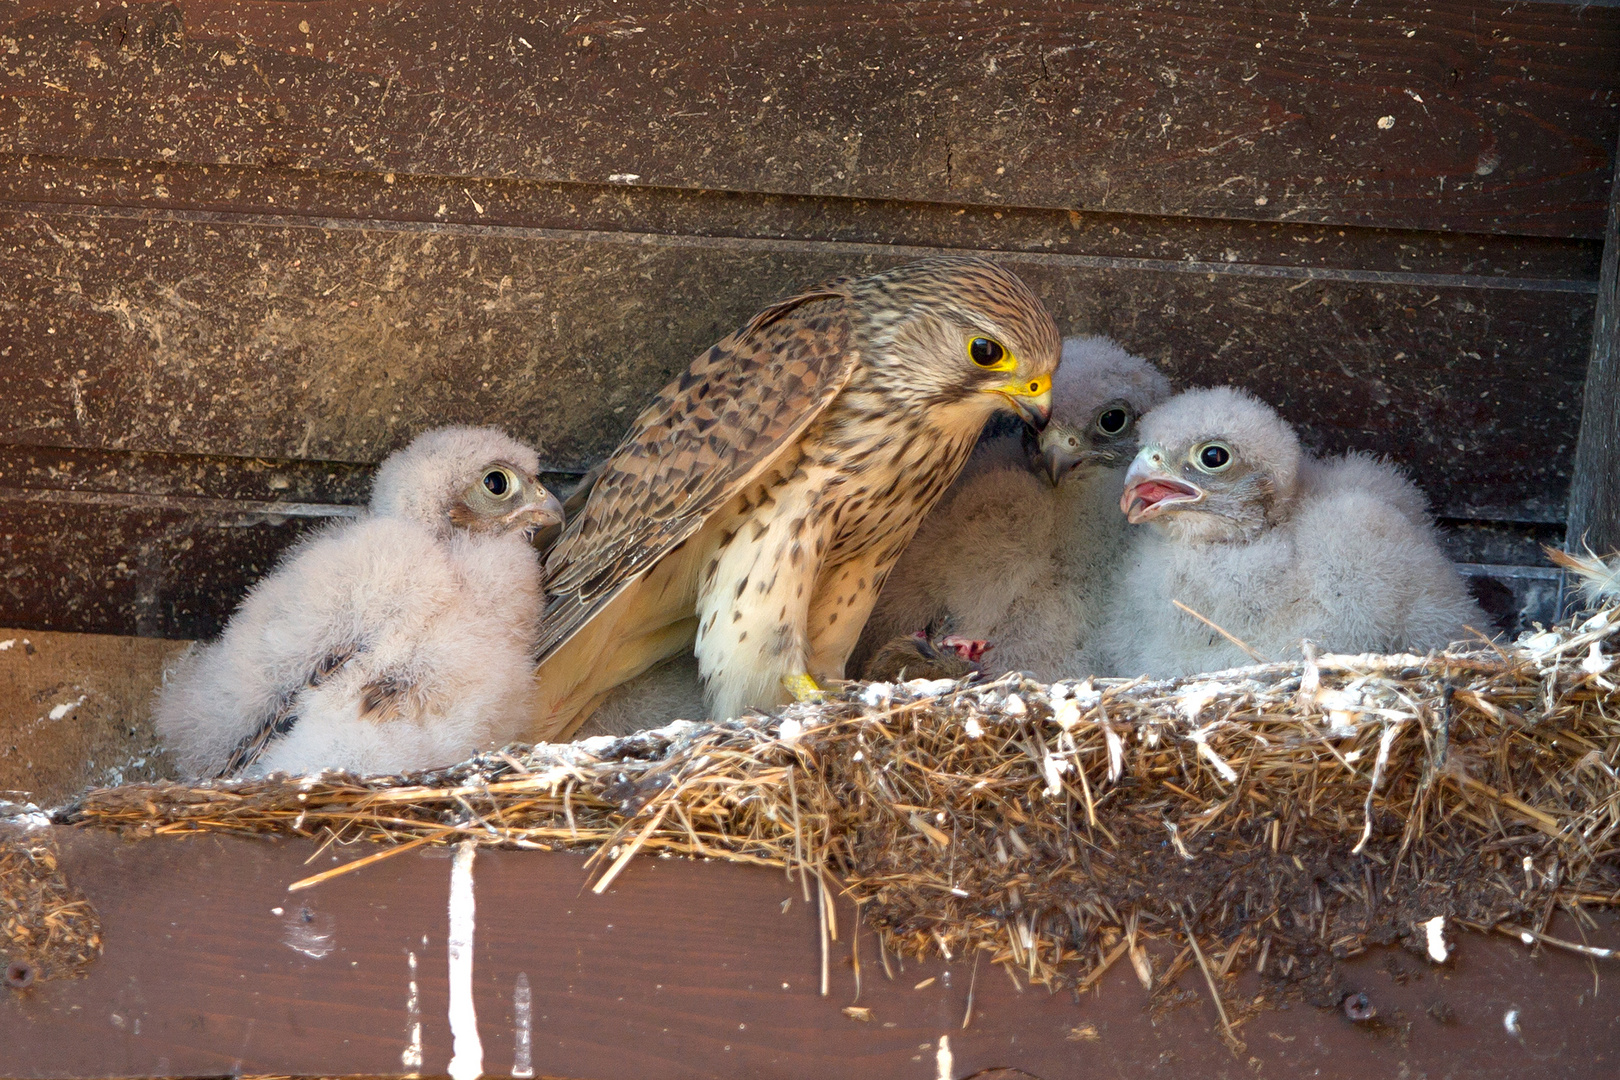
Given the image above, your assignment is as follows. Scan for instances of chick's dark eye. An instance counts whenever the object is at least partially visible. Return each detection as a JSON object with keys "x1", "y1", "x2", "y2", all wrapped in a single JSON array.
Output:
[
  {"x1": 969, "y1": 337, "x2": 1005, "y2": 367},
  {"x1": 1097, "y1": 408, "x2": 1129, "y2": 435},
  {"x1": 1199, "y1": 444, "x2": 1231, "y2": 471},
  {"x1": 482, "y1": 468, "x2": 512, "y2": 497}
]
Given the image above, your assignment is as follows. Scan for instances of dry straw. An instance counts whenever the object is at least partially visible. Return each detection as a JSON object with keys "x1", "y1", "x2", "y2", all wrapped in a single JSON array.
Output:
[
  {"x1": 0, "y1": 822, "x2": 103, "y2": 985},
  {"x1": 60, "y1": 567, "x2": 1620, "y2": 1030}
]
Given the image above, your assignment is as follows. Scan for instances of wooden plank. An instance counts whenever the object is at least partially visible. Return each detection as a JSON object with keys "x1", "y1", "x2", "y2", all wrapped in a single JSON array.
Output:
[
  {"x1": 1566, "y1": 130, "x2": 1620, "y2": 555},
  {"x1": 0, "y1": 494, "x2": 333, "y2": 639},
  {"x1": 3, "y1": 827, "x2": 1617, "y2": 1079},
  {"x1": 0, "y1": 0, "x2": 1616, "y2": 237},
  {"x1": 0, "y1": 627, "x2": 183, "y2": 804},
  {"x1": 0, "y1": 154, "x2": 1604, "y2": 283},
  {"x1": 0, "y1": 208, "x2": 1596, "y2": 522}
]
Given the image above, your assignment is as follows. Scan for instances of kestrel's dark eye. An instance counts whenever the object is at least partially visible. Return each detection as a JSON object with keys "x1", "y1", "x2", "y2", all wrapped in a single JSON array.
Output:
[
  {"x1": 1196, "y1": 443, "x2": 1233, "y2": 472},
  {"x1": 482, "y1": 468, "x2": 515, "y2": 498},
  {"x1": 1097, "y1": 408, "x2": 1129, "y2": 435},
  {"x1": 969, "y1": 337, "x2": 1005, "y2": 367}
]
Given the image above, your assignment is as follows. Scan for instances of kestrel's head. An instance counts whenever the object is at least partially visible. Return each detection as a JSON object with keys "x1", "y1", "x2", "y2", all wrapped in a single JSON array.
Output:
[
  {"x1": 853, "y1": 256, "x2": 1061, "y2": 434},
  {"x1": 1032, "y1": 336, "x2": 1173, "y2": 486},
  {"x1": 1120, "y1": 387, "x2": 1301, "y2": 544},
  {"x1": 371, "y1": 426, "x2": 565, "y2": 539}
]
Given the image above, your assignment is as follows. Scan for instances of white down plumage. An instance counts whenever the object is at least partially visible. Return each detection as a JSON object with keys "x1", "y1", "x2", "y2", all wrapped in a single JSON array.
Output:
[{"x1": 155, "y1": 426, "x2": 564, "y2": 777}]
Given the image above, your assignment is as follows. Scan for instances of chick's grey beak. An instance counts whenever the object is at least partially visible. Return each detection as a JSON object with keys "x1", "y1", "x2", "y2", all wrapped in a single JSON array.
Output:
[
  {"x1": 1119, "y1": 453, "x2": 1204, "y2": 523},
  {"x1": 1039, "y1": 439, "x2": 1083, "y2": 487},
  {"x1": 522, "y1": 489, "x2": 566, "y2": 529}
]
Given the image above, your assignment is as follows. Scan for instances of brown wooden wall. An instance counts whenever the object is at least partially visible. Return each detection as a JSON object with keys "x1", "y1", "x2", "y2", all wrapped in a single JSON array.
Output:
[{"x1": 3, "y1": 0, "x2": 1618, "y2": 640}]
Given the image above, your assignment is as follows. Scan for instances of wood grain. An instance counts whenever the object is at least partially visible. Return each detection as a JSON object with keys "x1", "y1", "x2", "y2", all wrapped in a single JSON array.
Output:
[
  {"x1": 1567, "y1": 132, "x2": 1620, "y2": 555},
  {"x1": 2, "y1": 827, "x2": 1616, "y2": 1079},
  {"x1": 0, "y1": 208, "x2": 1595, "y2": 519},
  {"x1": 0, "y1": 0, "x2": 1615, "y2": 236}
]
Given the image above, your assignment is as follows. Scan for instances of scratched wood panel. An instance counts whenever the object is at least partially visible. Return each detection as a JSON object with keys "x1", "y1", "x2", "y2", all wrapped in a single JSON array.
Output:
[
  {"x1": 0, "y1": 0, "x2": 1616, "y2": 237},
  {"x1": 0, "y1": 208, "x2": 1596, "y2": 521},
  {"x1": 1567, "y1": 131, "x2": 1620, "y2": 555},
  {"x1": 2, "y1": 828, "x2": 1616, "y2": 1079},
  {"x1": 1, "y1": 154, "x2": 1603, "y2": 282}
]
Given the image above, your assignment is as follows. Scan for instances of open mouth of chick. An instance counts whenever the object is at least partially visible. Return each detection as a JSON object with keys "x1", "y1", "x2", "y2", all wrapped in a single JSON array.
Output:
[{"x1": 1123, "y1": 478, "x2": 1203, "y2": 522}]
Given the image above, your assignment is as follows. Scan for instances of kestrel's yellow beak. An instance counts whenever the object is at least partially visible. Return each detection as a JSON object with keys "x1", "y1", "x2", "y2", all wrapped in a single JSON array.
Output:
[{"x1": 987, "y1": 372, "x2": 1053, "y2": 431}]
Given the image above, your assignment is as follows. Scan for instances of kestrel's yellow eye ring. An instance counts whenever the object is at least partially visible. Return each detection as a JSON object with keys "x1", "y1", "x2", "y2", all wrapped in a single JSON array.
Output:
[
  {"x1": 1192, "y1": 442, "x2": 1233, "y2": 473},
  {"x1": 482, "y1": 467, "x2": 519, "y2": 499},
  {"x1": 969, "y1": 337, "x2": 1006, "y2": 368}
]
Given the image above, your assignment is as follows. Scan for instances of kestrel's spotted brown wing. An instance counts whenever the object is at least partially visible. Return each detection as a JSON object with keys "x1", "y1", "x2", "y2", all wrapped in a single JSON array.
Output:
[{"x1": 537, "y1": 283, "x2": 861, "y2": 660}]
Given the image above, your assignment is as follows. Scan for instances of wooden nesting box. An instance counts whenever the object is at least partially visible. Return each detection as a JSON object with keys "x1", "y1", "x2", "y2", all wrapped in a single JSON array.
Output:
[{"x1": 2, "y1": 0, "x2": 1618, "y2": 1076}]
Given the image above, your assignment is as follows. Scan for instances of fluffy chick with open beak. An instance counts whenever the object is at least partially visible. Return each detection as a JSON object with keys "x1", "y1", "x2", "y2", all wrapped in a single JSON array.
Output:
[
  {"x1": 854, "y1": 336, "x2": 1171, "y2": 680},
  {"x1": 156, "y1": 427, "x2": 564, "y2": 778},
  {"x1": 1100, "y1": 387, "x2": 1486, "y2": 678}
]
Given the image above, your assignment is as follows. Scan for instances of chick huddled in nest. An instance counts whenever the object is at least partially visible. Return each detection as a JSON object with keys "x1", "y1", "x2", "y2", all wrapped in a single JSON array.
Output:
[{"x1": 1097, "y1": 386, "x2": 1488, "y2": 678}]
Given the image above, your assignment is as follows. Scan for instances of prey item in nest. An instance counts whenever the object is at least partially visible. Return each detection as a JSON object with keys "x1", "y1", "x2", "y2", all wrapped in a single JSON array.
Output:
[
  {"x1": 863, "y1": 620, "x2": 990, "y2": 683},
  {"x1": 63, "y1": 585, "x2": 1620, "y2": 1034},
  {"x1": 1, "y1": 810, "x2": 103, "y2": 986}
]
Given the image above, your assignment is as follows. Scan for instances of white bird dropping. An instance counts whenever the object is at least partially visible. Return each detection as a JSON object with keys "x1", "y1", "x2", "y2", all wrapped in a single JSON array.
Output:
[
  {"x1": 1421, "y1": 916, "x2": 1449, "y2": 963},
  {"x1": 447, "y1": 841, "x2": 483, "y2": 1080}
]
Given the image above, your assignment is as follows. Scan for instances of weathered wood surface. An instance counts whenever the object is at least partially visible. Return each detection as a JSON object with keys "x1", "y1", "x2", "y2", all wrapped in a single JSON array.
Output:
[
  {"x1": 1, "y1": 206, "x2": 1595, "y2": 512},
  {"x1": 2, "y1": 0, "x2": 1618, "y2": 237},
  {"x1": 0, "y1": 6, "x2": 1611, "y2": 660},
  {"x1": 2, "y1": 828, "x2": 1616, "y2": 1079},
  {"x1": 0, "y1": 627, "x2": 182, "y2": 803},
  {"x1": 1567, "y1": 130, "x2": 1620, "y2": 557}
]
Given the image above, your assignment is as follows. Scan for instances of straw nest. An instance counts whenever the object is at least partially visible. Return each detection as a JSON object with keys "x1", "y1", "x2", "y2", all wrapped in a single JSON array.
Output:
[
  {"x1": 57, "y1": 566, "x2": 1620, "y2": 1033},
  {"x1": 0, "y1": 816, "x2": 103, "y2": 986}
]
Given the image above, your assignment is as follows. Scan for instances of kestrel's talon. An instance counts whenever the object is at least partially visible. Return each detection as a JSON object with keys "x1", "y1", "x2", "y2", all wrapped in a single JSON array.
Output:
[{"x1": 782, "y1": 672, "x2": 825, "y2": 702}]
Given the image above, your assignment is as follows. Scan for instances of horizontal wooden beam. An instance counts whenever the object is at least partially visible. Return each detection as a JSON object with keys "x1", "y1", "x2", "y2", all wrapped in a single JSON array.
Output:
[
  {"x1": 0, "y1": 0, "x2": 1615, "y2": 236},
  {"x1": 0, "y1": 204, "x2": 1595, "y2": 515},
  {"x1": 2, "y1": 827, "x2": 1616, "y2": 1079}
]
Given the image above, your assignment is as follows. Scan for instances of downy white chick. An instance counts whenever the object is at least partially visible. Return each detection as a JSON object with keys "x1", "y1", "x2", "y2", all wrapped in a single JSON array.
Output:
[
  {"x1": 1100, "y1": 387, "x2": 1486, "y2": 678},
  {"x1": 156, "y1": 427, "x2": 564, "y2": 777},
  {"x1": 854, "y1": 336, "x2": 1172, "y2": 680}
]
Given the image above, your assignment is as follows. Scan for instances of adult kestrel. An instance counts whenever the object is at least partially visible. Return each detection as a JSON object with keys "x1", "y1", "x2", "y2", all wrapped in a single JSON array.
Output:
[
  {"x1": 156, "y1": 427, "x2": 564, "y2": 777},
  {"x1": 532, "y1": 255, "x2": 1060, "y2": 736}
]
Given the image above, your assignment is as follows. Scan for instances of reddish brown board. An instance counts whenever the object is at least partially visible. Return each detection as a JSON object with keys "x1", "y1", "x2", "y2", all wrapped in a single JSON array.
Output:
[
  {"x1": 0, "y1": 0, "x2": 1616, "y2": 237},
  {"x1": 3, "y1": 827, "x2": 1617, "y2": 1079}
]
